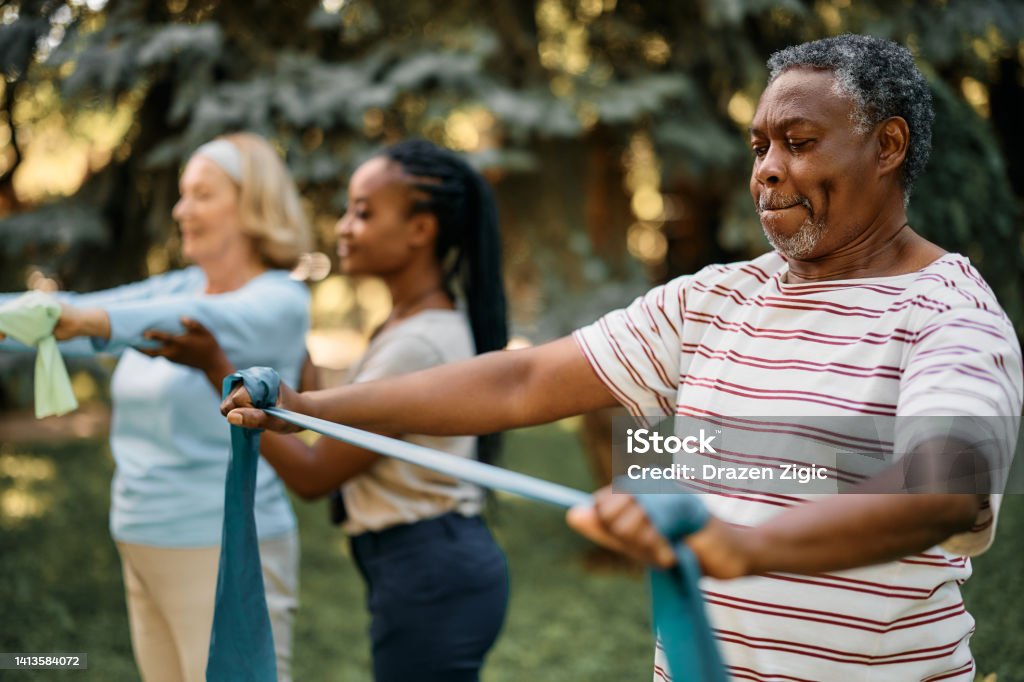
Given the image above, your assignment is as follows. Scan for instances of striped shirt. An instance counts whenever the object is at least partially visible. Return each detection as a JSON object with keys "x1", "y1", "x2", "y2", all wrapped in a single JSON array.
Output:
[{"x1": 574, "y1": 251, "x2": 1022, "y2": 682}]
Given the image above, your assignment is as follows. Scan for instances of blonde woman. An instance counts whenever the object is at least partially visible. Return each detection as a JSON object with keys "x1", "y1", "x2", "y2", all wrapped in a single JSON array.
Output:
[{"x1": 0, "y1": 133, "x2": 311, "y2": 682}]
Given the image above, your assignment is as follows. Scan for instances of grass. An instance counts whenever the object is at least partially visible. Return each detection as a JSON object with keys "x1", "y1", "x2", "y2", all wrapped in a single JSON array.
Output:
[
  {"x1": 0, "y1": 424, "x2": 1021, "y2": 681},
  {"x1": 0, "y1": 425, "x2": 651, "y2": 681}
]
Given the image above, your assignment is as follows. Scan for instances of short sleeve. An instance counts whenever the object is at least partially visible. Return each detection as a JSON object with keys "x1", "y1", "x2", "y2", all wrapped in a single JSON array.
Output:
[
  {"x1": 899, "y1": 306, "x2": 1022, "y2": 418},
  {"x1": 572, "y1": 277, "x2": 687, "y2": 420},
  {"x1": 898, "y1": 304, "x2": 1023, "y2": 555}
]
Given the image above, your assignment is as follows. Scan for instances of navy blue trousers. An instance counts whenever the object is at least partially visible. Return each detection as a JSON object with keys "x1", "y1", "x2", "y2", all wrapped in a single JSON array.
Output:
[{"x1": 350, "y1": 513, "x2": 509, "y2": 682}]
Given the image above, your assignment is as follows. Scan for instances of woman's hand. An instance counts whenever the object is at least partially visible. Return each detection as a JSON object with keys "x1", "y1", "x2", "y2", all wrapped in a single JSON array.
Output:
[
  {"x1": 139, "y1": 317, "x2": 235, "y2": 389},
  {"x1": 221, "y1": 379, "x2": 306, "y2": 433},
  {"x1": 53, "y1": 304, "x2": 110, "y2": 341},
  {"x1": 566, "y1": 486, "x2": 757, "y2": 578}
]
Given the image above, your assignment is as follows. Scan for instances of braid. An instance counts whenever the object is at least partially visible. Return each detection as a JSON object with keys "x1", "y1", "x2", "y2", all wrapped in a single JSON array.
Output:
[{"x1": 383, "y1": 139, "x2": 508, "y2": 463}]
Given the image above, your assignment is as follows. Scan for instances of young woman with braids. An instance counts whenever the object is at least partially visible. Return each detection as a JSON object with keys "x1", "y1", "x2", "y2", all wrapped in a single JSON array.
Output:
[{"x1": 151, "y1": 139, "x2": 510, "y2": 682}]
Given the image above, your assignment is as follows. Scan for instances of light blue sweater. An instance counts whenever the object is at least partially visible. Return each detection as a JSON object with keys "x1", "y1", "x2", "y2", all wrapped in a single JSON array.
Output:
[{"x1": 0, "y1": 267, "x2": 308, "y2": 546}]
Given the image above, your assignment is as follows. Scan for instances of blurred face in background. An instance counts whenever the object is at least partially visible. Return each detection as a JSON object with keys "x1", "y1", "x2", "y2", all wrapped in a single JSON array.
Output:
[
  {"x1": 334, "y1": 156, "x2": 433, "y2": 278},
  {"x1": 172, "y1": 155, "x2": 249, "y2": 268}
]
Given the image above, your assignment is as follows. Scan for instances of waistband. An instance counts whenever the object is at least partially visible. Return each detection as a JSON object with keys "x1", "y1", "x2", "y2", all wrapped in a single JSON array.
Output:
[{"x1": 349, "y1": 512, "x2": 485, "y2": 555}]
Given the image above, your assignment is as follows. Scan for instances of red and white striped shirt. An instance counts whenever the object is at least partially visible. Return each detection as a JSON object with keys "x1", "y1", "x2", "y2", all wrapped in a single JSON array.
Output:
[{"x1": 574, "y1": 251, "x2": 1022, "y2": 682}]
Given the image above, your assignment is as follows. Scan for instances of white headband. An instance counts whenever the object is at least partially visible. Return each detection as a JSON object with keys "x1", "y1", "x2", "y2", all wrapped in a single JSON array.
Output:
[{"x1": 193, "y1": 139, "x2": 243, "y2": 183}]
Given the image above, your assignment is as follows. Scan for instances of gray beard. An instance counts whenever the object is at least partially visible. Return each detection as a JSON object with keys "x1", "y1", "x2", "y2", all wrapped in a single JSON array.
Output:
[{"x1": 762, "y1": 216, "x2": 827, "y2": 259}]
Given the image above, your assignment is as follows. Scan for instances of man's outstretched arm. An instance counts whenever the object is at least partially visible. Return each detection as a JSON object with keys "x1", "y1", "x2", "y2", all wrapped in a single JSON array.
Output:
[{"x1": 222, "y1": 335, "x2": 621, "y2": 436}]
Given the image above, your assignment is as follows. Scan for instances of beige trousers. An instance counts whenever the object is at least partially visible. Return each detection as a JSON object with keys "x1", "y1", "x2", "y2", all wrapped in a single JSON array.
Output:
[{"x1": 116, "y1": 532, "x2": 298, "y2": 682}]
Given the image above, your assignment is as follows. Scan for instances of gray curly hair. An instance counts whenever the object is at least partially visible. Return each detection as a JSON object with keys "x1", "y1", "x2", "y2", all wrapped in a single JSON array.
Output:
[{"x1": 767, "y1": 34, "x2": 934, "y2": 199}]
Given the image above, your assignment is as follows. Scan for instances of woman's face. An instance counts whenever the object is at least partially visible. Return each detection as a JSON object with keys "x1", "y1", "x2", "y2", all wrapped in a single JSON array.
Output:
[
  {"x1": 335, "y1": 157, "x2": 432, "y2": 277},
  {"x1": 172, "y1": 155, "x2": 247, "y2": 265}
]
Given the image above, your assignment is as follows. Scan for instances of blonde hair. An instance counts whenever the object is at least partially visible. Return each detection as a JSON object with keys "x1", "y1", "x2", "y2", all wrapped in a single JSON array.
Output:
[{"x1": 210, "y1": 132, "x2": 312, "y2": 269}]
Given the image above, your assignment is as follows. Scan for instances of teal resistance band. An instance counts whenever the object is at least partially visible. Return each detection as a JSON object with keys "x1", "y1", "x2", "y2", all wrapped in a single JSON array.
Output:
[
  {"x1": 207, "y1": 370, "x2": 279, "y2": 682},
  {"x1": 262, "y1": 407, "x2": 590, "y2": 509},
  {"x1": 635, "y1": 494, "x2": 729, "y2": 682},
  {"x1": 210, "y1": 367, "x2": 727, "y2": 681}
]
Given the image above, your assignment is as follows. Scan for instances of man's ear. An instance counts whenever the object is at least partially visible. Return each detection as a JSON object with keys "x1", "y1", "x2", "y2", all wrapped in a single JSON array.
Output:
[{"x1": 877, "y1": 116, "x2": 910, "y2": 179}]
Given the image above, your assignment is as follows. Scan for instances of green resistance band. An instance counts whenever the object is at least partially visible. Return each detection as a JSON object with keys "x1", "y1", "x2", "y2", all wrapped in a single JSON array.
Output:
[{"x1": 0, "y1": 292, "x2": 78, "y2": 418}]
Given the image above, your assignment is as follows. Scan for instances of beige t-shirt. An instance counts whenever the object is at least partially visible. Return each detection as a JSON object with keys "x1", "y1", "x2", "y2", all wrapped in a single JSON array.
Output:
[{"x1": 340, "y1": 309, "x2": 485, "y2": 535}]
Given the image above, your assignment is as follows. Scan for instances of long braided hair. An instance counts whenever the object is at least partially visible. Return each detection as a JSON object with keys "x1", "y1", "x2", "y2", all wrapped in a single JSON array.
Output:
[{"x1": 383, "y1": 139, "x2": 508, "y2": 463}]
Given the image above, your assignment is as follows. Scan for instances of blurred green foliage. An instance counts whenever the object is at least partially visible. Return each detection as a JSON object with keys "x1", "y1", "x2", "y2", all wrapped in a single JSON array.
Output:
[
  {"x1": 909, "y1": 77, "x2": 1022, "y2": 334},
  {"x1": 0, "y1": 0, "x2": 1021, "y2": 334}
]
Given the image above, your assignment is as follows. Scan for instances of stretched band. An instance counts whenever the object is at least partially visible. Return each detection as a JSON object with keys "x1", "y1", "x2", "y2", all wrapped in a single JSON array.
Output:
[{"x1": 264, "y1": 406, "x2": 592, "y2": 509}]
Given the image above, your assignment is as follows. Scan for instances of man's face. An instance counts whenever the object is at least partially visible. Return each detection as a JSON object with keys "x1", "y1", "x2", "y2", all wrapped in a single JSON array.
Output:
[{"x1": 749, "y1": 68, "x2": 879, "y2": 260}]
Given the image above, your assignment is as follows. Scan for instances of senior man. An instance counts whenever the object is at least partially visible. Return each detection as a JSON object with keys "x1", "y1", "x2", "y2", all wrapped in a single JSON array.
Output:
[{"x1": 225, "y1": 34, "x2": 1021, "y2": 681}]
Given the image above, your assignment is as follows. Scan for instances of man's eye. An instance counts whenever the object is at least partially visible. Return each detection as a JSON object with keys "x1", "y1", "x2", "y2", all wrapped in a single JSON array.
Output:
[
  {"x1": 356, "y1": 210, "x2": 370, "y2": 220},
  {"x1": 752, "y1": 145, "x2": 768, "y2": 158},
  {"x1": 787, "y1": 140, "x2": 811, "y2": 151}
]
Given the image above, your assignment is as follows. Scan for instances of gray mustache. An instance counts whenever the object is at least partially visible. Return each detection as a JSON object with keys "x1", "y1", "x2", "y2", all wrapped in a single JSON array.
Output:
[{"x1": 757, "y1": 194, "x2": 812, "y2": 214}]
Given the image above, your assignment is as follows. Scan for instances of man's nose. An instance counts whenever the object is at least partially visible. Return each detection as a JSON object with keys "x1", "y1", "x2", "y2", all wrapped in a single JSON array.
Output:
[{"x1": 754, "y1": 144, "x2": 786, "y2": 186}]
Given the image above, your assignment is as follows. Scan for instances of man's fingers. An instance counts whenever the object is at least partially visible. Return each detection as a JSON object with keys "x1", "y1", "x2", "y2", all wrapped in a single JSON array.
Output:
[
  {"x1": 607, "y1": 502, "x2": 650, "y2": 540},
  {"x1": 225, "y1": 408, "x2": 268, "y2": 428},
  {"x1": 578, "y1": 488, "x2": 679, "y2": 568},
  {"x1": 593, "y1": 487, "x2": 633, "y2": 521},
  {"x1": 639, "y1": 523, "x2": 678, "y2": 569},
  {"x1": 225, "y1": 408, "x2": 299, "y2": 433},
  {"x1": 566, "y1": 505, "x2": 630, "y2": 555},
  {"x1": 605, "y1": 503, "x2": 677, "y2": 568},
  {"x1": 221, "y1": 382, "x2": 302, "y2": 432},
  {"x1": 220, "y1": 387, "x2": 254, "y2": 416},
  {"x1": 222, "y1": 385, "x2": 269, "y2": 428}
]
